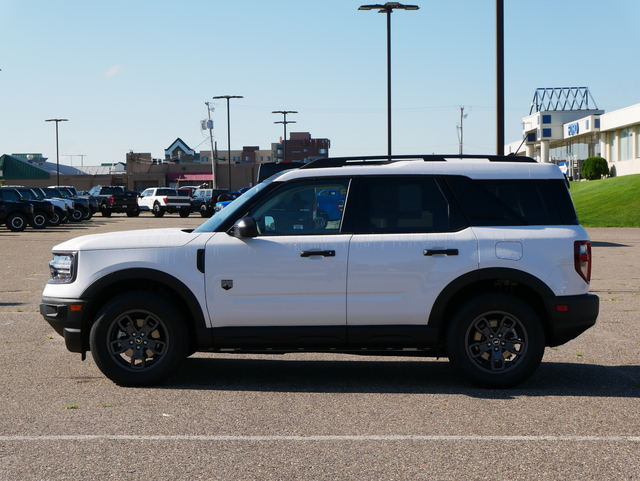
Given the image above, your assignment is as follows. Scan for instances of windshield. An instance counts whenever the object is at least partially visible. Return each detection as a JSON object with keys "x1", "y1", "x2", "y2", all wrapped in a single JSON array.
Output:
[{"x1": 193, "y1": 181, "x2": 272, "y2": 233}]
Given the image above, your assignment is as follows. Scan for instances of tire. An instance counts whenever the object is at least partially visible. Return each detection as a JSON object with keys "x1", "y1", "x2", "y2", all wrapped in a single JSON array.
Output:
[
  {"x1": 200, "y1": 203, "x2": 212, "y2": 218},
  {"x1": 315, "y1": 211, "x2": 329, "y2": 230},
  {"x1": 83, "y1": 208, "x2": 93, "y2": 220},
  {"x1": 126, "y1": 209, "x2": 140, "y2": 218},
  {"x1": 445, "y1": 293, "x2": 545, "y2": 388},
  {"x1": 6, "y1": 212, "x2": 28, "y2": 232},
  {"x1": 30, "y1": 210, "x2": 50, "y2": 229},
  {"x1": 152, "y1": 203, "x2": 165, "y2": 218},
  {"x1": 48, "y1": 208, "x2": 63, "y2": 227},
  {"x1": 179, "y1": 209, "x2": 190, "y2": 218},
  {"x1": 70, "y1": 207, "x2": 85, "y2": 222},
  {"x1": 89, "y1": 292, "x2": 189, "y2": 386}
]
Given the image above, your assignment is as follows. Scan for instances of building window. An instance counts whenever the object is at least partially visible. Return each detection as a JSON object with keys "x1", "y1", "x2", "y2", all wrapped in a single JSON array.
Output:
[
  {"x1": 542, "y1": 115, "x2": 552, "y2": 124},
  {"x1": 620, "y1": 127, "x2": 633, "y2": 161},
  {"x1": 586, "y1": 120, "x2": 589, "y2": 130},
  {"x1": 542, "y1": 128, "x2": 552, "y2": 138},
  {"x1": 595, "y1": 118, "x2": 600, "y2": 128}
]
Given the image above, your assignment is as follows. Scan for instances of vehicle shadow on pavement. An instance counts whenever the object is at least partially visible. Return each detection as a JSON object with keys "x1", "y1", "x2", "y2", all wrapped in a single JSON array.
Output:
[{"x1": 163, "y1": 357, "x2": 640, "y2": 398}]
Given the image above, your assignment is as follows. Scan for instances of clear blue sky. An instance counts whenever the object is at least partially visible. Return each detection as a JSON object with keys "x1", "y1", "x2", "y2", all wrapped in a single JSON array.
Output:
[{"x1": 1, "y1": 0, "x2": 638, "y2": 166}]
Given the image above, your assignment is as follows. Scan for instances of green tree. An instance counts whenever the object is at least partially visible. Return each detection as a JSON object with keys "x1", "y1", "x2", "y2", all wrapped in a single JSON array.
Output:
[{"x1": 582, "y1": 156, "x2": 610, "y2": 180}]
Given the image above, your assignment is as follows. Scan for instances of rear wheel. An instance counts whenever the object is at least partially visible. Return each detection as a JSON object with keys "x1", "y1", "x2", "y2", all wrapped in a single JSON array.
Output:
[
  {"x1": 446, "y1": 293, "x2": 545, "y2": 388},
  {"x1": 315, "y1": 211, "x2": 329, "y2": 230},
  {"x1": 200, "y1": 203, "x2": 212, "y2": 218},
  {"x1": 179, "y1": 209, "x2": 190, "y2": 218},
  {"x1": 152, "y1": 203, "x2": 164, "y2": 218},
  {"x1": 89, "y1": 292, "x2": 189, "y2": 386}
]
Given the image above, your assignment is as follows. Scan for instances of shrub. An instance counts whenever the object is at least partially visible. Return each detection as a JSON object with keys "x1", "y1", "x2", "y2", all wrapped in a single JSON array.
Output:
[{"x1": 582, "y1": 156, "x2": 610, "y2": 180}]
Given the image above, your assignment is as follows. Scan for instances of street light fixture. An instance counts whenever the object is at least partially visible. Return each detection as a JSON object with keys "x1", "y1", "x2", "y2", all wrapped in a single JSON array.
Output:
[
  {"x1": 45, "y1": 118, "x2": 68, "y2": 186},
  {"x1": 212, "y1": 95, "x2": 243, "y2": 192},
  {"x1": 359, "y1": 2, "x2": 419, "y2": 156},
  {"x1": 272, "y1": 110, "x2": 297, "y2": 163}
]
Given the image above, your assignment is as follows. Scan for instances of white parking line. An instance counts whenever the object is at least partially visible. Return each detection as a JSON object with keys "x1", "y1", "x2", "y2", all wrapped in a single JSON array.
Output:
[{"x1": 1, "y1": 435, "x2": 639, "y2": 442}]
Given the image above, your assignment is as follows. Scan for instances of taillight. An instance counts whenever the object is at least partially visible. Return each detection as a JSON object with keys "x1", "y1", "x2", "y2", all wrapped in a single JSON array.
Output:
[
  {"x1": 336, "y1": 203, "x2": 343, "y2": 213},
  {"x1": 163, "y1": 197, "x2": 168, "y2": 204},
  {"x1": 574, "y1": 241, "x2": 592, "y2": 283},
  {"x1": 108, "y1": 196, "x2": 114, "y2": 205}
]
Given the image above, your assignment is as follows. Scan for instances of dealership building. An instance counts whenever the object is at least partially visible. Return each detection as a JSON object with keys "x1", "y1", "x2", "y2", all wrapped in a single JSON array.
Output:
[{"x1": 506, "y1": 87, "x2": 640, "y2": 179}]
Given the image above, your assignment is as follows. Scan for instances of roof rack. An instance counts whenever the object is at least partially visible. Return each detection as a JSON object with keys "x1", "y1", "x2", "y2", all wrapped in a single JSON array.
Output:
[{"x1": 300, "y1": 154, "x2": 536, "y2": 170}]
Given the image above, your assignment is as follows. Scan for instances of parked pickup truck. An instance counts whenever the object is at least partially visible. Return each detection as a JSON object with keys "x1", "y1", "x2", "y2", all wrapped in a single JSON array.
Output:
[
  {"x1": 138, "y1": 187, "x2": 191, "y2": 217},
  {"x1": 87, "y1": 185, "x2": 140, "y2": 218}
]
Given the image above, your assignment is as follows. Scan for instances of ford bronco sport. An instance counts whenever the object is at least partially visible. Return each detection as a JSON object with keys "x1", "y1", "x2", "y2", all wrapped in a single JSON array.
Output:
[{"x1": 40, "y1": 155, "x2": 599, "y2": 388}]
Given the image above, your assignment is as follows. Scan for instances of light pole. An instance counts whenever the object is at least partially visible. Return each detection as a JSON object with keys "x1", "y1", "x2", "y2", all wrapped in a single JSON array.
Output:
[
  {"x1": 496, "y1": 0, "x2": 505, "y2": 155},
  {"x1": 272, "y1": 110, "x2": 297, "y2": 163},
  {"x1": 212, "y1": 95, "x2": 243, "y2": 192},
  {"x1": 45, "y1": 119, "x2": 68, "y2": 186},
  {"x1": 359, "y1": 2, "x2": 418, "y2": 157}
]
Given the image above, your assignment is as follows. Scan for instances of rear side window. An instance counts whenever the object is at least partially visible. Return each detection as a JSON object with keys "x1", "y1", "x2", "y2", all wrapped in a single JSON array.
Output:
[
  {"x1": 446, "y1": 177, "x2": 578, "y2": 226},
  {"x1": 354, "y1": 176, "x2": 467, "y2": 233}
]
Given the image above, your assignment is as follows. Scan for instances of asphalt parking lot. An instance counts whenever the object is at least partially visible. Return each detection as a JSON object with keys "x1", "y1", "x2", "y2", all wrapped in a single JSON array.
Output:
[{"x1": 1, "y1": 215, "x2": 639, "y2": 480}]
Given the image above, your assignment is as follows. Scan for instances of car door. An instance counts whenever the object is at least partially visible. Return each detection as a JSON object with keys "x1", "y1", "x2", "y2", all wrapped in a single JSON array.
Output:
[
  {"x1": 346, "y1": 176, "x2": 478, "y2": 331},
  {"x1": 204, "y1": 178, "x2": 352, "y2": 333}
]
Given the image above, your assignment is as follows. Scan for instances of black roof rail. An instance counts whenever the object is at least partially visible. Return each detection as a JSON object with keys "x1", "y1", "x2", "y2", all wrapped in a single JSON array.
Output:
[{"x1": 300, "y1": 154, "x2": 536, "y2": 170}]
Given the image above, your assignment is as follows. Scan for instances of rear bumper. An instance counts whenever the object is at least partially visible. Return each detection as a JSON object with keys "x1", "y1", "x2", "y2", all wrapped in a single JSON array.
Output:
[{"x1": 544, "y1": 293, "x2": 599, "y2": 346}]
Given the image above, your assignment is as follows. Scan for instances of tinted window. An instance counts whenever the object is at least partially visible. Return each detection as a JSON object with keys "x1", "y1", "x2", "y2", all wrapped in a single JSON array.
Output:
[
  {"x1": 446, "y1": 177, "x2": 577, "y2": 226},
  {"x1": 249, "y1": 179, "x2": 350, "y2": 235},
  {"x1": 354, "y1": 176, "x2": 467, "y2": 233}
]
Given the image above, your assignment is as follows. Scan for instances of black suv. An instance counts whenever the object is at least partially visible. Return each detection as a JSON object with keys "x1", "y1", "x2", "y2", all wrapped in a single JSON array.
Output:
[{"x1": 0, "y1": 189, "x2": 35, "y2": 232}]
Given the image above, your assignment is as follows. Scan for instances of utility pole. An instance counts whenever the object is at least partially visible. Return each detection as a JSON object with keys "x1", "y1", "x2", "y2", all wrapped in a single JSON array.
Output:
[
  {"x1": 78, "y1": 154, "x2": 86, "y2": 167},
  {"x1": 272, "y1": 110, "x2": 297, "y2": 163},
  {"x1": 457, "y1": 106, "x2": 468, "y2": 155},
  {"x1": 204, "y1": 102, "x2": 217, "y2": 188}
]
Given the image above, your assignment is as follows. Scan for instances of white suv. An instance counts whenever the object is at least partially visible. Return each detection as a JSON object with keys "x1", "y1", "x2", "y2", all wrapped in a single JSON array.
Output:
[{"x1": 40, "y1": 155, "x2": 599, "y2": 388}]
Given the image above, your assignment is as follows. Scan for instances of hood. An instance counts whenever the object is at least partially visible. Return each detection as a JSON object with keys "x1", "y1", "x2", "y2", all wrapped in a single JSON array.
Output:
[{"x1": 52, "y1": 228, "x2": 207, "y2": 252}]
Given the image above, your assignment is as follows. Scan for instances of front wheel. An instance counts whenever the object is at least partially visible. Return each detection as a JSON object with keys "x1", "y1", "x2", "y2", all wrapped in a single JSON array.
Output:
[
  {"x1": 445, "y1": 294, "x2": 545, "y2": 388},
  {"x1": 89, "y1": 292, "x2": 189, "y2": 386},
  {"x1": 30, "y1": 210, "x2": 50, "y2": 229},
  {"x1": 70, "y1": 207, "x2": 85, "y2": 222}
]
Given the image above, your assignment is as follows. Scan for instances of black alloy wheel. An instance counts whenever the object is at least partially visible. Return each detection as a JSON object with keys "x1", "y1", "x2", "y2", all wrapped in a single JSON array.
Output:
[{"x1": 90, "y1": 292, "x2": 189, "y2": 386}]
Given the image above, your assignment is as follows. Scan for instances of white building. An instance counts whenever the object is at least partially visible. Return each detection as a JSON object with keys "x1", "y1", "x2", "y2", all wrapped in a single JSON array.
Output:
[{"x1": 506, "y1": 88, "x2": 640, "y2": 179}]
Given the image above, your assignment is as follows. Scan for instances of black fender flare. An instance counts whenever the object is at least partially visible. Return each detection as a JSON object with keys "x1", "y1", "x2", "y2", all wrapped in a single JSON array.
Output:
[
  {"x1": 80, "y1": 267, "x2": 207, "y2": 336},
  {"x1": 428, "y1": 267, "x2": 554, "y2": 329}
]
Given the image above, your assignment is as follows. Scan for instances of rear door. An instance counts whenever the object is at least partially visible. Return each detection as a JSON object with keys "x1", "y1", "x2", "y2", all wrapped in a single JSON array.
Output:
[{"x1": 347, "y1": 176, "x2": 478, "y2": 328}]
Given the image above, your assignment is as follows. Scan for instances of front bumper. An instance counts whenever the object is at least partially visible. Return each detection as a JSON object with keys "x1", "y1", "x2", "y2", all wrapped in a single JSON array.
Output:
[
  {"x1": 40, "y1": 297, "x2": 89, "y2": 354},
  {"x1": 544, "y1": 293, "x2": 599, "y2": 346}
]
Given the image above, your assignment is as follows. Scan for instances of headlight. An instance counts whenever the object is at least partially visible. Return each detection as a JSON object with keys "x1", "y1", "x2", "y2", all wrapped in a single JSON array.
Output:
[{"x1": 49, "y1": 253, "x2": 77, "y2": 283}]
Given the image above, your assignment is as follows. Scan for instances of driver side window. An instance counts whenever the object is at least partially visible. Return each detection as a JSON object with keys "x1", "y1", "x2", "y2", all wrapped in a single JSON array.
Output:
[{"x1": 249, "y1": 179, "x2": 350, "y2": 236}]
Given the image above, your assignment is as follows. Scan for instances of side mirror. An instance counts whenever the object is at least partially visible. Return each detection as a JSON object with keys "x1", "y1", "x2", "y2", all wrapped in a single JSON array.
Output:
[{"x1": 230, "y1": 217, "x2": 259, "y2": 238}]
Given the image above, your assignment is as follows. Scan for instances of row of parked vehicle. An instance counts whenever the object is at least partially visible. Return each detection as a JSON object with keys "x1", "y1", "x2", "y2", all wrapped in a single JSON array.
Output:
[
  {"x1": 0, "y1": 183, "x2": 252, "y2": 232},
  {"x1": 0, "y1": 185, "x2": 99, "y2": 232}
]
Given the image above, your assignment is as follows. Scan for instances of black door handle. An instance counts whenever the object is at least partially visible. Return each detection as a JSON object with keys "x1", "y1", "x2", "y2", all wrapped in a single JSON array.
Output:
[
  {"x1": 300, "y1": 250, "x2": 336, "y2": 258},
  {"x1": 423, "y1": 249, "x2": 459, "y2": 256}
]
